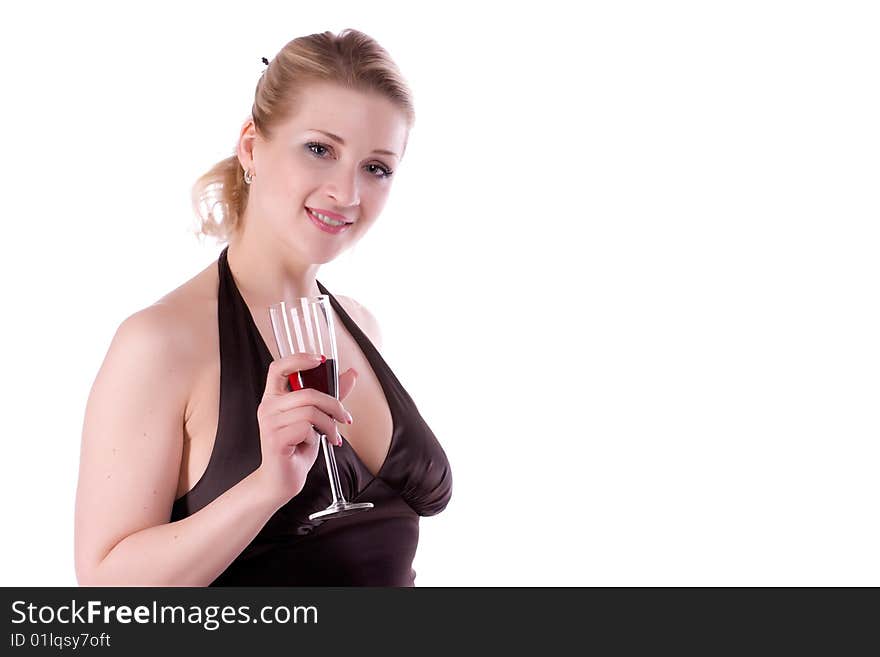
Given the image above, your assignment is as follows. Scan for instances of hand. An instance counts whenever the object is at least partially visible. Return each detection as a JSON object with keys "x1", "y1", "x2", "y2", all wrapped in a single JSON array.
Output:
[{"x1": 254, "y1": 354, "x2": 358, "y2": 507}]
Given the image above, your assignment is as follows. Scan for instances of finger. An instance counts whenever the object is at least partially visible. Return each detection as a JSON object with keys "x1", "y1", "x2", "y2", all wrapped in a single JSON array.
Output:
[
  {"x1": 338, "y1": 367, "x2": 359, "y2": 402},
  {"x1": 272, "y1": 387, "x2": 353, "y2": 425},
  {"x1": 287, "y1": 424, "x2": 322, "y2": 450},
  {"x1": 264, "y1": 353, "x2": 325, "y2": 396},
  {"x1": 297, "y1": 429, "x2": 323, "y2": 463},
  {"x1": 278, "y1": 407, "x2": 341, "y2": 446},
  {"x1": 282, "y1": 425, "x2": 322, "y2": 457}
]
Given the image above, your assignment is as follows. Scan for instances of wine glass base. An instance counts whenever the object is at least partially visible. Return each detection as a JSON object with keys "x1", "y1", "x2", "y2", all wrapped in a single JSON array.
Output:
[{"x1": 309, "y1": 501, "x2": 374, "y2": 521}]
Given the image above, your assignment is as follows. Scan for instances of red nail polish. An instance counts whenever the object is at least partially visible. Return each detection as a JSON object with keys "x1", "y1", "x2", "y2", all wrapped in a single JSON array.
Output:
[{"x1": 320, "y1": 355, "x2": 327, "y2": 364}]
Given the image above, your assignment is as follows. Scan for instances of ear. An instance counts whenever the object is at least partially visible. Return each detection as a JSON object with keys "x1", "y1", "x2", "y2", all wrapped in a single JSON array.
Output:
[{"x1": 236, "y1": 117, "x2": 257, "y2": 171}]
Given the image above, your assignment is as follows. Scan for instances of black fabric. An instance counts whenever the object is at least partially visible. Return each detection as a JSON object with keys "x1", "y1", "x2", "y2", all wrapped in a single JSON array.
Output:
[{"x1": 169, "y1": 246, "x2": 452, "y2": 586}]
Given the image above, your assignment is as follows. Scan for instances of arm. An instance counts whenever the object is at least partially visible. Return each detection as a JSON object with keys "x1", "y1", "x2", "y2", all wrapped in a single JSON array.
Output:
[{"x1": 74, "y1": 308, "x2": 281, "y2": 586}]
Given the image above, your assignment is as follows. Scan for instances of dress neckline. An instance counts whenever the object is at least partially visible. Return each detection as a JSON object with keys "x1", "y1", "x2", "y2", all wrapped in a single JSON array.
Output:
[{"x1": 218, "y1": 246, "x2": 398, "y2": 483}]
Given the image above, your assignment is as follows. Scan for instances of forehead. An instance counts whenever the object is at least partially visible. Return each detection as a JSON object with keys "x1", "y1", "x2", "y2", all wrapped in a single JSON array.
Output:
[{"x1": 279, "y1": 82, "x2": 408, "y2": 153}]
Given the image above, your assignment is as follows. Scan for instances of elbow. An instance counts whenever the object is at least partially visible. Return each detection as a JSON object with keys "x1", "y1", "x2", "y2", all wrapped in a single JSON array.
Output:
[
  {"x1": 75, "y1": 540, "x2": 118, "y2": 586},
  {"x1": 75, "y1": 552, "x2": 152, "y2": 587},
  {"x1": 75, "y1": 551, "x2": 120, "y2": 586},
  {"x1": 74, "y1": 544, "x2": 100, "y2": 586},
  {"x1": 76, "y1": 550, "x2": 200, "y2": 587},
  {"x1": 76, "y1": 562, "x2": 171, "y2": 587},
  {"x1": 75, "y1": 559, "x2": 102, "y2": 587}
]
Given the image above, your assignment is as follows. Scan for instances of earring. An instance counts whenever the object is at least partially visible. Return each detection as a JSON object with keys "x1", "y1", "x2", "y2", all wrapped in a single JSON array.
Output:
[{"x1": 244, "y1": 169, "x2": 254, "y2": 184}]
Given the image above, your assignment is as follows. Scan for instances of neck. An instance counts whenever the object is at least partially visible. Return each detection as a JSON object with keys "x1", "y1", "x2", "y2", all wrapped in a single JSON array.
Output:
[{"x1": 225, "y1": 223, "x2": 323, "y2": 309}]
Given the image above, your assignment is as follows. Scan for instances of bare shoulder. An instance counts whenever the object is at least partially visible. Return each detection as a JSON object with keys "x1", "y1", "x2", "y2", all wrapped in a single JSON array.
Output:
[
  {"x1": 116, "y1": 270, "x2": 213, "y2": 373},
  {"x1": 75, "y1": 267, "x2": 217, "y2": 583},
  {"x1": 335, "y1": 294, "x2": 383, "y2": 351},
  {"x1": 140, "y1": 261, "x2": 218, "y2": 358},
  {"x1": 90, "y1": 299, "x2": 199, "y2": 443},
  {"x1": 113, "y1": 302, "x2": 198, "y2": 376},
  {"x1": 76, "y1": 302, "x2": 195, "y2": 582}
]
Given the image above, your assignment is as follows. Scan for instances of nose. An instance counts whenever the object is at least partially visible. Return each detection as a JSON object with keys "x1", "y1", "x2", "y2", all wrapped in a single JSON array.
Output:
[{"x1": 325, "y1": 166, "x2": 360, "y2": 207}]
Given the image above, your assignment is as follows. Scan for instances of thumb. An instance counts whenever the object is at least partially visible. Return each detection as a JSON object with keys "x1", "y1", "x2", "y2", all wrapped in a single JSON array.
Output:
[{"x1": 338, "y1": 367, "x2": 359, "y2": 401}]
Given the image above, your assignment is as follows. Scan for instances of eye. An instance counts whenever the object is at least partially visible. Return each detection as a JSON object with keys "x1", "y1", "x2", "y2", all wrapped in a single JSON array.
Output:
[
  {"x1": 305, "y1": 142, "x2": 394, "y2": 180},
  {"x1": 367, "y1": 163, "x2": 394, "y2": 180},
  {"x1": 306, "y1": 141, "x2": 331, "y2": 158}
]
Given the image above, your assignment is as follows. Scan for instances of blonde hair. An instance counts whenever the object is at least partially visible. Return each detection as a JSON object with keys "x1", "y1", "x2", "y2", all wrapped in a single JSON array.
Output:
[{"x1": 190, "y1": 28, "x2": 415, "y2": 244}]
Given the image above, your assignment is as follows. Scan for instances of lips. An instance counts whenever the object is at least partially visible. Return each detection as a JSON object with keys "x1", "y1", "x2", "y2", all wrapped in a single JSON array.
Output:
[
  {"x1": 306, "y1": 207, "x2": 353, "y2": 224},
  {"x1": 306, "y1": 207, "x2": 353, "y2": 234}
]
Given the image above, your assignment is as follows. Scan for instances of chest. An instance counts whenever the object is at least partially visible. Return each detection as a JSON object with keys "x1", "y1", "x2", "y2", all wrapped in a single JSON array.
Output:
[{"x1": 179, "y1": 306, "x2": 393, "y2": 499}]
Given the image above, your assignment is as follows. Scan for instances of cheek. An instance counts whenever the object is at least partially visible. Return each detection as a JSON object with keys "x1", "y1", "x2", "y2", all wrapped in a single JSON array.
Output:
[
  {"x1": 365, "y1": 184, "x2": 392, "y2": 210},
  {"x1": 269, "y1": 168, "x2": 309, "y2": 206}
]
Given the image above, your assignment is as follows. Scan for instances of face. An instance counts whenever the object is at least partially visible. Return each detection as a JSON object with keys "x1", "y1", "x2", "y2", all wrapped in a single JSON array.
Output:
[{"x1": 237, "y1": 82, "x2": 409, "y2": 263}]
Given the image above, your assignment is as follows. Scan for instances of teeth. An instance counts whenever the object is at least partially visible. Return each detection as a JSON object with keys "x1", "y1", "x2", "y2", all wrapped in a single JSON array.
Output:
[{"x1": 309, "y1": 209, "x2": 346, "y2": 227}]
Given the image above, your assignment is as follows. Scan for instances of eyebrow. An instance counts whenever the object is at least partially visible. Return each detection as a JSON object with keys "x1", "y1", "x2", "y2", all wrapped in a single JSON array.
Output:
[{"x1": 308, "y1": 129, "x2": 399, "y2": 158}]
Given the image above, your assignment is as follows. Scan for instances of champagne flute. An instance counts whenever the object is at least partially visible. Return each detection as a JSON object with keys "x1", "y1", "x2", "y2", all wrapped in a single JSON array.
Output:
[{"x1": 269, "y1": 295, "x2": 374, "y2": 521}]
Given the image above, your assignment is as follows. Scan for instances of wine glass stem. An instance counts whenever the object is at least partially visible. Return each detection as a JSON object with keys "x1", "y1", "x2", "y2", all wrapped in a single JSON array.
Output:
[{"x1": 320, "y1": 434, "x2": 346, "y2": 505}]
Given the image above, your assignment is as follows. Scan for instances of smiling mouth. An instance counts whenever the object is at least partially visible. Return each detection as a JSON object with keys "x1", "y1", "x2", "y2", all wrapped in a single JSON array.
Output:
[
  {"x1": 306, "y1": 207, "x2": 353, "y2": 226},
  {"x1": 305, "y1": 207, "x2": 354, "y2": 234}
]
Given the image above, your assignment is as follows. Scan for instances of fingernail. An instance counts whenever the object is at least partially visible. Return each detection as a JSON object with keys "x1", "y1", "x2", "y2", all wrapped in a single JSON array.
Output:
[
  {"x1": 346, "y1": 411, "x2": 354, "y2": 424},
  {"x1": 320, "y1": 354, "x2": 327, "y2": 363}
]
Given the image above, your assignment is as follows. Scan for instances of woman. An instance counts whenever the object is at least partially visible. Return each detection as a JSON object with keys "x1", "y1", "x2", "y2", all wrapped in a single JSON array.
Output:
[{"x1": 74, "y1": 29, "x2": 453, "y2": 586}]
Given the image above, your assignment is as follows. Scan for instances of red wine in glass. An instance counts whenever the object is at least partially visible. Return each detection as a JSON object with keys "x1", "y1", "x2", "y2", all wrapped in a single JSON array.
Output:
[{"x1": 288, "y1": 358, "x2": 338, "y2": 397}]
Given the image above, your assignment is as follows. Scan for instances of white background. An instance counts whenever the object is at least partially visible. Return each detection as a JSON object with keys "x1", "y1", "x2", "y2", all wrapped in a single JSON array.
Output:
[{"x1": 0, "y1": 1, "x2": 877, "y2": 586}]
